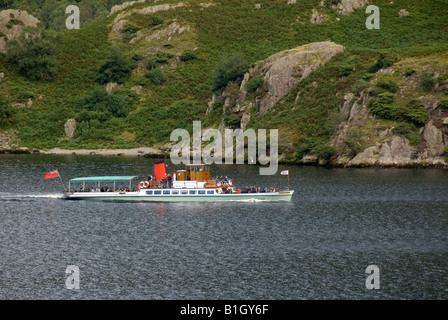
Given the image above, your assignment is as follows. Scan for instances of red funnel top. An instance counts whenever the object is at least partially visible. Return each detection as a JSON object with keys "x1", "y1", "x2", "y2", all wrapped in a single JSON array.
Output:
[{"x1": 154, "y1": 162, "x2": 166, "y2": 181}]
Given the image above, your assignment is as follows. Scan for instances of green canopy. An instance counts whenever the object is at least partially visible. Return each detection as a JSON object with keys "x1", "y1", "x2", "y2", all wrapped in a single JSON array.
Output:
[{"x1": 69, "y1": 176, "x2": 138, "y2": 182}]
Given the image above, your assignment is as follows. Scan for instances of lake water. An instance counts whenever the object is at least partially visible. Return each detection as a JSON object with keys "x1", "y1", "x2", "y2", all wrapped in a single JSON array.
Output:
[{"x1": 0, "y1": 154, "x2": 447, "y2": 300}]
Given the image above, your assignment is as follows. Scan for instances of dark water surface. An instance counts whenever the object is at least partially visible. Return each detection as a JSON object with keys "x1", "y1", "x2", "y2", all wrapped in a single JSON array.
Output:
[{"x1": 0, "y1": 154, "x2": 447, "y2": 299}]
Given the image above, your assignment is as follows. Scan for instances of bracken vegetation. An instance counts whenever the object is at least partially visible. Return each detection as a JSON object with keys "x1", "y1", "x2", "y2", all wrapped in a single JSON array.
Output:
[{"x1": 0, "y1": 0, "x2": 447, "y2": 158}]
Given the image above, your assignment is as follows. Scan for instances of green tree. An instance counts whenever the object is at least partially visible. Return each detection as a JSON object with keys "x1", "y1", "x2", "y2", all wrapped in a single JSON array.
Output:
[
  {"x1": 0, "y1": 94, "x2": 14, "y2": 125},
  {"x1": 76, "y1": 87, "x2": 135, "y2": 118},
  {"x1": 420, "y1": 71, "x2": 435, "y2": 92},
  {"x1": 79, "y1": 0, "x2": 107, "y2": 25},
  {"x1": 6, "y1": 26, "x2": 59, "y2": 81},
  {"x1": 145, "y1": 67, "x2": 166, "y2": 85},
  {"x1": 96, "y1": 48, "x2": 136, "y2": 84},
  {"x1": 210, "y1": 53, "x2": 248, "y2": 92},
  {"x1": 0, "y1": 0, "x2": 16, "y2": 9},
  {"x1": 38, "y1": 0, "x2": 70, "y2": 31}
]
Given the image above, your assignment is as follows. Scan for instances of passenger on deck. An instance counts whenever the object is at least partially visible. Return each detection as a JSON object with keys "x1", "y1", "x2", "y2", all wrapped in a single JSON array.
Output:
[{"x1": 168, "y1": 174, "x2": 173, "y2": 188}]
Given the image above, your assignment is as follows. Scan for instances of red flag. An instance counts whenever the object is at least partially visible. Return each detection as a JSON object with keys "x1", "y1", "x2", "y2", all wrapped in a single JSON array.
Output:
[{"x1": 44, "y1": 170, "x2": 60, "y2": 179}]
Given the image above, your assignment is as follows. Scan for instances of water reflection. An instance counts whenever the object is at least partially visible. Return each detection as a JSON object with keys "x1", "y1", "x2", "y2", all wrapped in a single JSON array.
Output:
[{"x1": 0, "y1": 154, "x2": 447, "y2": 299}]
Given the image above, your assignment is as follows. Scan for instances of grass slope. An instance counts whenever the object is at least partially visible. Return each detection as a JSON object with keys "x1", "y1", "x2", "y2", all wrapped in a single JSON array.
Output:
[{"x1": 0, "y1": 0, "x2": 447, "y2": 159}]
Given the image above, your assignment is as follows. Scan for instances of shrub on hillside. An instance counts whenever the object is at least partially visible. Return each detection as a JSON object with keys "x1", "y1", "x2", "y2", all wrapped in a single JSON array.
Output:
[
  {"x1": 443, "y1": 146, "x2": 448, "y2": 163},
  {"x1": 437, "y1": 73, "x2": 448, "y2": 86},
  {"x1": 367, "y1": 54, "x2": 396, "y2": 74},
  {"x1": 338, "y1": 63, "x2": 354, "y2": 77},
  {"x1": 368, "y1": 92, "x2": 400, "y2": 120},
  {"x1": 6, "y1": 26, "x2": 59, "y2": 81},
  {"x1": 210, "y1": 53, "x2": 248, "y2": 92},
  {"x1": 146, "y1": 51, "x2": 173, "y2": 70},
  {"x1": 402, "y1": 99, "x2": 429, "y2": 126},
  {"x1": 350, "y1": 79, "x2": 369, "y2": 94},
  {"x1": 404, "y1": 68, "x2": 416, "y2": 77},
  {"x1": 323, "y1": 0, "x2": 342, "y2": 8},
  {"x1": 145, "y1": 67, "x2": 167, "y2": 85},
  {"x1": 375, "y1": 78, "x2": 398, "y2": 93},
  {"x1": 245, "y1": 75, "x2": 264, "y2": 93},
  {"x1": 147, "y1": 15, "x2": 163, "y2": 26},
  {"x1": 419, "y1": 71, "x2": 435, "y2": 92},
  {"x1": 344, "y1": 129, "x2": 364, "y2": 158},
  {"x1": 96, "y1": 48, "x2": 135, "y2": 84},
  {"x1": 312, "y1": 144, "x2": 336, "y2": 161},
  {"x1": 223, "y1": 113, "x2": 240, "y2": 128},
  {"x1": 0, "y1": 94, "x2": 14, "y2": 125},
  {"x1": 122, "y1": 23, "x2": 140, "y2": 41},
  {"x1": 179, "y1": 51, "x2": 197, "y2": 62},
  {"x1": 437, "y1": 98, "x2": 448, "y2": 111},
  {"x1": 368, "y1": 94, "x2": 428, "y2": 126},
  {"x1": 75, "y1": 87, "x2": 135, "y2": 118},
  {"x1": 392, "y1": 123, "x2": 416, "y2": 135},
  {"x1": 296, "y1": 137, "x2": 317, "y2": 160}
]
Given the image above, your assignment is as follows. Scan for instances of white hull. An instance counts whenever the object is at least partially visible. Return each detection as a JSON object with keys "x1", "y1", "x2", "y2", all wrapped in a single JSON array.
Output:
[{"x1": 63, "y1": 189, "x2": 294, "y2": 202}]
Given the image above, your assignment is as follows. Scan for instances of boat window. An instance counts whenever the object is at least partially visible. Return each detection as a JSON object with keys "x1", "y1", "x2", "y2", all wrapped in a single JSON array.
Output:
[
  {"x1": 146, "y1": 190, "x2": 153, "y2": 195},
  {"x1": 181, "y1": 190, "x2": 188, "y2": 194},
  {"x1": 154, "y1": 190, "x2": 162, "y2": 195},
  {"x1": 172, "y1": 190, "x2": 179, "y2": 195},
  {"x1": 197, "y1": 166, "x2": 202, "y2": 171},
  {"x1": 163, "y1": 190, "x2": 170, "y2": 195},
  {"x1": 198, "y1": 190, "x2": 206, "y2": 194},
  {"x1": 207, "y1": 190, "x2": 214, "y2": 194},
  {"x1": 204, "y1": 165, "x2": 210, "y2": 171},
  {"x1": 189, "y1": 190, "x2": 196, "y2": 195},
  {"x1": 189, "y1": 166, "x2": 195, "y2": 171}
]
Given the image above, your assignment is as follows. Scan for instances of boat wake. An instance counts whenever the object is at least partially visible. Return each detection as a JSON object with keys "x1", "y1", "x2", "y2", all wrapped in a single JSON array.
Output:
[
  {"x1": 215, "y1": 198, "x2": 274, "y2": 202},
  {"x1": 0, "y1": 193, "x2": 63, "y2": 200}
]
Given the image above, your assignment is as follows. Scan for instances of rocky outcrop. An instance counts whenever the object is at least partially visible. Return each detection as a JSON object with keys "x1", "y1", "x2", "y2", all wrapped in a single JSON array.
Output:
[
  {"x1": 142, "y1": 20, "x2": 190, "y2": 43},
  {"x1": 112, "y1": 2, "x2": 185, "y2": 22},
  {"x1": 0, "y1": 9, "x2": 40, "y2": 53},
  {"x1": 330, "y1": 90, "x2": 448, "y2": 167},
  {"x1": 210, "y1": 41, "x2": 345, "y2": 138},
  {"x1": 256, "y1": 42, "x2": 344, "y2": 115},
  {"x1": 422, "y1": 120, "x2": 446, "y2": 157},
  {"x1": 398, "y1": 9, "x2": 410, "y2": 17},
  {"x1": 348, "y1": 136, "x2": 417, "y2": 166},
  {"x1": 310, "y1": 9, "x2": 327, "y2": 24},
  {"x1": 329, "y1": 91, "x2": 370, "y2": 160},
  {"x1": 110, "y1": 0, "x2": 147, "y2": 15},
  {"x1": 250, "y1": 41, "x2": 345, "y2": 115},
  {"x1": 336, "y1": 0, "x2": 369, "y2": 15},
  {"x1": 64, "y1": 119, "x2": 77, "y2": 140}
]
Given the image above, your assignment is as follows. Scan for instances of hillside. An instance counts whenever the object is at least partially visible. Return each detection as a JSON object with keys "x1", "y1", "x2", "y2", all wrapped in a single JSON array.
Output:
[{"x1": 1, "y1": 0, "x2": 448, "y2": 167}]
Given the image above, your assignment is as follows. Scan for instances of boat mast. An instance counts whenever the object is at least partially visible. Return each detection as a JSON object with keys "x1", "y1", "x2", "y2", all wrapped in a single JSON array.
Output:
[{"x1": 57, "y1": 169, "x2": 67, "y2": 192}]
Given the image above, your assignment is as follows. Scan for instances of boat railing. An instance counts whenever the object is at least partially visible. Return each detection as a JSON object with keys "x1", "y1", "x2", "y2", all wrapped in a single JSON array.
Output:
[{"x1": 205, "y1": 179, "x2": 219, "y2": 188}]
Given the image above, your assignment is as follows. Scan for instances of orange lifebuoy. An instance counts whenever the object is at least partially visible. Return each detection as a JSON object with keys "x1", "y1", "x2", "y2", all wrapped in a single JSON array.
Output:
[{"x1": 138, "y1": 181, "x2": 146, "y2": 190}]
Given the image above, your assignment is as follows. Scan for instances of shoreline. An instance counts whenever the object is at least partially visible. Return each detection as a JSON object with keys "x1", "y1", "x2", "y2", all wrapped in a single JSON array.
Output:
[
  {"x1": 0, "y1": 147, "x2": 168, "y2": 157},
  {"x1": 1, "y1": 147, "x2": 447, "y2": 168}
]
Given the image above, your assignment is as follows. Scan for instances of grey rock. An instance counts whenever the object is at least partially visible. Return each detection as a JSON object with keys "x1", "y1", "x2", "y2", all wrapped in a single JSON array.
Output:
[{"x1": 64, "y1": 119, "x2": 77, "y2": 140}]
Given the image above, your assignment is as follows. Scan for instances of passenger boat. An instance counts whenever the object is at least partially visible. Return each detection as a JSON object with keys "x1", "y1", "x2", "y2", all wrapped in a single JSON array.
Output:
[{"x1": 62, "y1": 162, "x2": 294, "y2": 202}]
